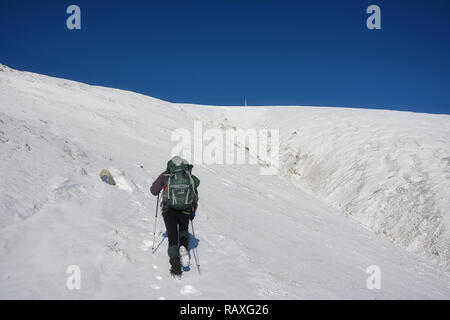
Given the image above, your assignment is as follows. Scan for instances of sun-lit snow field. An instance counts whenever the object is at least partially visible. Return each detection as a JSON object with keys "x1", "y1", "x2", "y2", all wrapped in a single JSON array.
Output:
[{"x1": 0, "y1": 64, "x2": 449, "y2": 299}]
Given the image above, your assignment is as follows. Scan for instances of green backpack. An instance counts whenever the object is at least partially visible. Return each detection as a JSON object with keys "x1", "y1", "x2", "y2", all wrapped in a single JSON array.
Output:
[{"x1": 163, "y1": 157, "x2": 198, "y2": 211}]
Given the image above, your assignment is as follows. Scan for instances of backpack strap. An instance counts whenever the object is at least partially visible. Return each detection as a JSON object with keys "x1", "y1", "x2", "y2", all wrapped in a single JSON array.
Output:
[
  {"x1": 186, "y1": 170, "x2": 197, "y2": 196},
  {"x1": 163, "y1": 173, "x2": 172, "y2": 200}
]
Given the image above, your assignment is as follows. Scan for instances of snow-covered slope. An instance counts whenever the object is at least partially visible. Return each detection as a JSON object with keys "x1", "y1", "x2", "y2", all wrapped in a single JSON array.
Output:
[
  {"x1": 222, "y1": 106, "x2": 450, "y2": 269},
  {"x1": 0, "y1": 64, "x2": 449, "y2": 299}
]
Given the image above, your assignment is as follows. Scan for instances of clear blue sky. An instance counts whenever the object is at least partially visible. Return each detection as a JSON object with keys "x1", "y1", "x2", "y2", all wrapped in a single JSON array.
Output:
[{"x1": 1, "y1": 0, "x2": 449, "y2": 114}]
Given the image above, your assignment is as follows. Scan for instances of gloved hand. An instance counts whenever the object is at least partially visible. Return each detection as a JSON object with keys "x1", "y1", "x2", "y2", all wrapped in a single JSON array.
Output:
[{"x1": 189, "y1": 212, "x2": 196, "y2": 221}]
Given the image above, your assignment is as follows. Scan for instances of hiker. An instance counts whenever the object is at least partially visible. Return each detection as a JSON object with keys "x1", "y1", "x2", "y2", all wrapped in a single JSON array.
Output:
[{"x1": 150, "y1": 156, "x2": 200, "y2": 277}]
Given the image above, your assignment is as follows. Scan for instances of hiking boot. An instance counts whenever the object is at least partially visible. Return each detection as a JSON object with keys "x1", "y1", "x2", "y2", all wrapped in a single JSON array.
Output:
[{"x1": 170, "y1": 265, "x2": 182, "y2": 278}]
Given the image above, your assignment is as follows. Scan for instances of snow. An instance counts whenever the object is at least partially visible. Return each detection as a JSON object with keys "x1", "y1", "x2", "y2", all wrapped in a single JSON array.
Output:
[
  {"x1": 0, "y1": 64, "x2": 450, "y2": 299},
  {"x1": 224, "y1": 106, "x2": 450, "y2": 269}
]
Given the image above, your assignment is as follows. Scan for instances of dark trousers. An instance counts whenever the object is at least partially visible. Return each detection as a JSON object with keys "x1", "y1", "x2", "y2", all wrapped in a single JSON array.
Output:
[{"x1": 162, "y1": 206, "x2": 190, "y2": 270}]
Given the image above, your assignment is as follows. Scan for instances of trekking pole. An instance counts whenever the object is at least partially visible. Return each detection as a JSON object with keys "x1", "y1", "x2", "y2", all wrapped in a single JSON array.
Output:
[
  {"x1": 151, "y1": 192, "x2": 160, "y2": 254},
  {"x1": 190, "y1": 220, "x2": 201, "y2": 275}
]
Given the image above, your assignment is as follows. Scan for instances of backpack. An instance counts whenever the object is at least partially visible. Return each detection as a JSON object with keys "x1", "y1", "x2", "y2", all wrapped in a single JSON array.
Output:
[{"x1": 163, "y1": 157, "x2": 197, "y2": 211}]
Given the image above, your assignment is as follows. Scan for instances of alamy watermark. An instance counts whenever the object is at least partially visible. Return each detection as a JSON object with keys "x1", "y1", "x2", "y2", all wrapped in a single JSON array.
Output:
[
  {"x1": 66, "y1": 265, "x2": 81, "y2": 290},
  {"x1": 64, "y1": 5, "x2": 380, "y2": 30},
  {"x1": 366, "y1": 265, "x2": 381, "y2": 290},
  {"x1": 66, "y1": 5, "x2": 81, "y2": 30},
  {"x1": 63, "y1": 5, "x2": 381, "y2": 32},
  {"x1": 366, "y1": 5, "x2": 381, "y2": 30},
  {"x1": 170, "y1": 121, "x2": 280, "y2": 175}
]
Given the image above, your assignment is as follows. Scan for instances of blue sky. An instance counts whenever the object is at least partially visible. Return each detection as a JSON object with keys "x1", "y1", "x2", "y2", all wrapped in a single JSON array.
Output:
[{"x1": 1, "y1": 0, "x2": 449, "y2": 114}]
